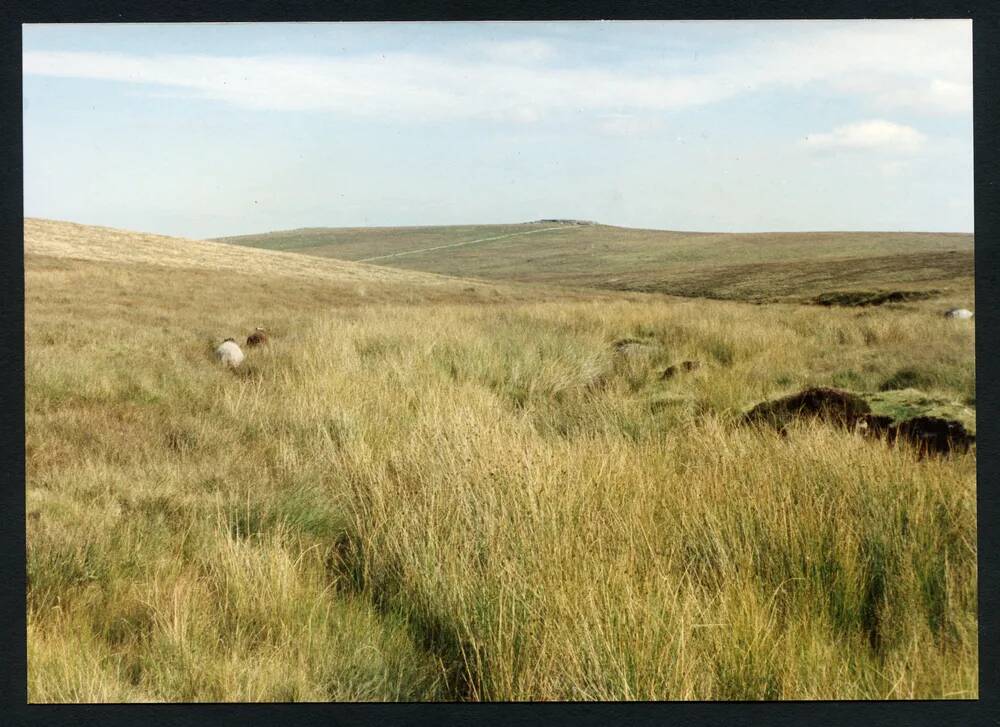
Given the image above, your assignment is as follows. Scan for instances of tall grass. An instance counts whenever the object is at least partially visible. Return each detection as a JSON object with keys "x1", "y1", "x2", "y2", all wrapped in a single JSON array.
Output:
[{"x1": 26, "y1": 255, "x2": 976, "y2": 701}]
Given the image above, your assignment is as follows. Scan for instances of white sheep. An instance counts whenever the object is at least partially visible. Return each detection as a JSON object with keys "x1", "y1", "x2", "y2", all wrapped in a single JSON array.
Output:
[
  {"x1": 215, "y1": 338, "x2": 245, "y2": 367},
  {"x1": 945, "y1": 308, "x2": 974, "y2": 319}
]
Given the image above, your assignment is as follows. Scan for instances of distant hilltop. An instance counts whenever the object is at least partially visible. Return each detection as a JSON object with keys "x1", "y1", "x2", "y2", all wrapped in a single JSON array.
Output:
[
  {"x1": 525, "y1": 219, "x2": 597, "y2": 226},
  {"x1": 215, "y1": 222, "x2": 973, "y2": 305}
]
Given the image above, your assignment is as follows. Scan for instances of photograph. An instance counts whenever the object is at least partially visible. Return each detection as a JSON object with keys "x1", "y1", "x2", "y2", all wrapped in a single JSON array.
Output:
[{"x1": 22, "y1": 19, "x2": 976, "y2": 702}]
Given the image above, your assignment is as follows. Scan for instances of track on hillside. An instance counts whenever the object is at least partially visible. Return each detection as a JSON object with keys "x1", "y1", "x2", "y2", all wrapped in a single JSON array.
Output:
[{"x1": 356, "y1": 226, "x2": 570, "y2": 263}]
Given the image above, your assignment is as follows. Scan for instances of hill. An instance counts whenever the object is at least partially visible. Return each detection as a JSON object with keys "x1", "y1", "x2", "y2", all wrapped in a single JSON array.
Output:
[
  {"x1": 214, "y1": 222, "x2": 974, "y2": 303},
  {"x1": 26, "y1": 218, "x2": 468, "y2": 291},
  {"x1": 25, "y1": 218, "x2": 627, "y2": 311}
]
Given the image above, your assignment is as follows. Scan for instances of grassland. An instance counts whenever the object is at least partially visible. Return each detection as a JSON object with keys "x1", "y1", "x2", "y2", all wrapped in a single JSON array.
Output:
[
  {"x1": 27, "y1": 220, "x2": 976, "y2": 701},
  {"x1": 215, "y1": 222, "x2": 974, "y2": 303},
  {"x1": 216, "y1": 223, "x2": 557, "y2": 261}
]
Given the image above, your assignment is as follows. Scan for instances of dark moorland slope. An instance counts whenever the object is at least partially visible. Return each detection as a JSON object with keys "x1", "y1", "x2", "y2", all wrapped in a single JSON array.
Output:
[{"x1": 215, "y1": 222, "x2": 974, "y2": 303}]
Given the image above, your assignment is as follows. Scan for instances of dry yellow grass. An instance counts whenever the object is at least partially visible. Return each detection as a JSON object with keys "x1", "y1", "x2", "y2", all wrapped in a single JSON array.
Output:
[
  {"x1": 25, "y1": 218, "x2": 463, "y2": 288},
  {"x1": 26, "y1": 221, "x2": 976, "y2": 701}
]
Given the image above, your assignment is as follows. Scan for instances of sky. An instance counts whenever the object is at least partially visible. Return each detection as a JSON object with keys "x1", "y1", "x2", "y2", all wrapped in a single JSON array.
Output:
[{"x1": 22, "y1": 21, "x2": 973, "y2": 238}]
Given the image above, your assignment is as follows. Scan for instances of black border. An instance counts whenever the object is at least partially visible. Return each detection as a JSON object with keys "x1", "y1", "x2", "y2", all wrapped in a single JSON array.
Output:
[{"x1": 2, "y1": 2, "x2": 997, "y2": 725}]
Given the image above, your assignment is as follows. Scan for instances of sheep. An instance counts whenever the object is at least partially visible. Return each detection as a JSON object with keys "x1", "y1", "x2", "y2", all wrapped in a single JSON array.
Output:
[
  {"x1": 246, "y1": 327, "x2": 269, "y2": 347},
  {"x1": 944, "y1": 308, "x2": 974, "y2": 319},
  {"x1": 661, "y1": 360, "x2": 702, "y2": 380},
  {"x1": 215, "y1": 338, "x2": 245, "y2": 367}
]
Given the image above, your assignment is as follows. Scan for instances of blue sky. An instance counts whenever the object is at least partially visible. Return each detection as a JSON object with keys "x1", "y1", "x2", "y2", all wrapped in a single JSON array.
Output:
[{"x1": 23, "y1": 21, "x2": 973, "y2": 238}]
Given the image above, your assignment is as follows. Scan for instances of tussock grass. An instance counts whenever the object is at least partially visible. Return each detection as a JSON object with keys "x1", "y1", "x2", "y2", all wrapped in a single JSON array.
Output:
[{"x1": 26, "y1": 224, "x2": 976, "y2": 701}]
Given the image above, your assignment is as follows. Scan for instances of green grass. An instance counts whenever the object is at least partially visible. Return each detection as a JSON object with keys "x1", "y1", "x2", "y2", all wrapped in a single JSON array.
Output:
[
  {"x1": 215, "y1": 223, "x2": 974, "y2": 304},
  {"x1": 214, "y1": 223, "x2": 553, "y2": 259},
  {"x1": 26, "y1": 221, "x2": 977, "y2": 701},
  {"x1": 866, "y1": 389, "x2": 977, "y2": 435}
]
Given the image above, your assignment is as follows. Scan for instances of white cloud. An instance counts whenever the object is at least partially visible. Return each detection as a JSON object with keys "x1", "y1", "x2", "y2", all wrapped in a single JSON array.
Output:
[
  {"x1": 597, "y1": 114, "x2": 665, "y2": 136},
  {"x1": 878, "y1": 78, "x2": 972, "y2": 115},
  {"x1": 724, "y1": 21, "x2": 971, "y2": 115},
  {"x1": 19, "y1": 49, "x2": 730, "y2": 121},
  {"x1": 802, "y1": 120, "x2": 927, "y2": 154},
  {"x1": 472, "y1": 39, "x2": 555, "y2": 64},
  {"x1": 22, "y1": 21, "x2": 971, "y2": 122},
  {"x1": 505, "y1": 106, "x2": 541, "y2": 123},
  {"x1": 877, "y1": 159, "x2": 910, "y2": 177}
]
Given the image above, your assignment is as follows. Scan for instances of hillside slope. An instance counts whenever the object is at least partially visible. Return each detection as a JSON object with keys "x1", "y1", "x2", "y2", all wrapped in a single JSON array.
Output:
[
  {"x1": 216, "y1": 222, "x2": 562, "y2": 262},
  {"x1": 215, "y1": 222, "x2": 974, "y2": 303},
  {"x1": 26, "y1": 218, "x2": 462, "y2": 289},
  {"x1": 26, "y1": 219, "x2": 643, "y2": 310}
]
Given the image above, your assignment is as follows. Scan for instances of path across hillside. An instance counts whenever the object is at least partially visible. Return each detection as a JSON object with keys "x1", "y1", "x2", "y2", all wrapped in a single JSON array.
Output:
[{"x1": 357, "y1": 226, "x2": 569, "y2": 263}]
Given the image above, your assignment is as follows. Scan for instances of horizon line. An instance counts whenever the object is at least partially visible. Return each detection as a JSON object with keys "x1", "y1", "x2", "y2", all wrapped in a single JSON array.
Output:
[{"x1": 21, "y1": 216, "x2": 976, "y2": 241}]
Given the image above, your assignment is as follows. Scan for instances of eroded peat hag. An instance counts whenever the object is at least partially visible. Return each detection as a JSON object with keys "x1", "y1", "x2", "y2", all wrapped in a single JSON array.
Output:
[
  {"x1": 811, "y1": 290, "x2": 942, "y2": 307},
  {"x1": 25, "y1": 222, "x2": 977, "y2": 701},
  {"x1": 741, "y1": 387, "x2": 975, "y2": 456}
]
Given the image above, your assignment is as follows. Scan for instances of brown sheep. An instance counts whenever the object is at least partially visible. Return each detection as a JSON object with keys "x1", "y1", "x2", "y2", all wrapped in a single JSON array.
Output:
[
  {"x1": 660, "y1": 360, "x2": 701, "y2": 380},
  {"x1": 246, "y1": 327, "x2": 269, "y2": 347}
]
